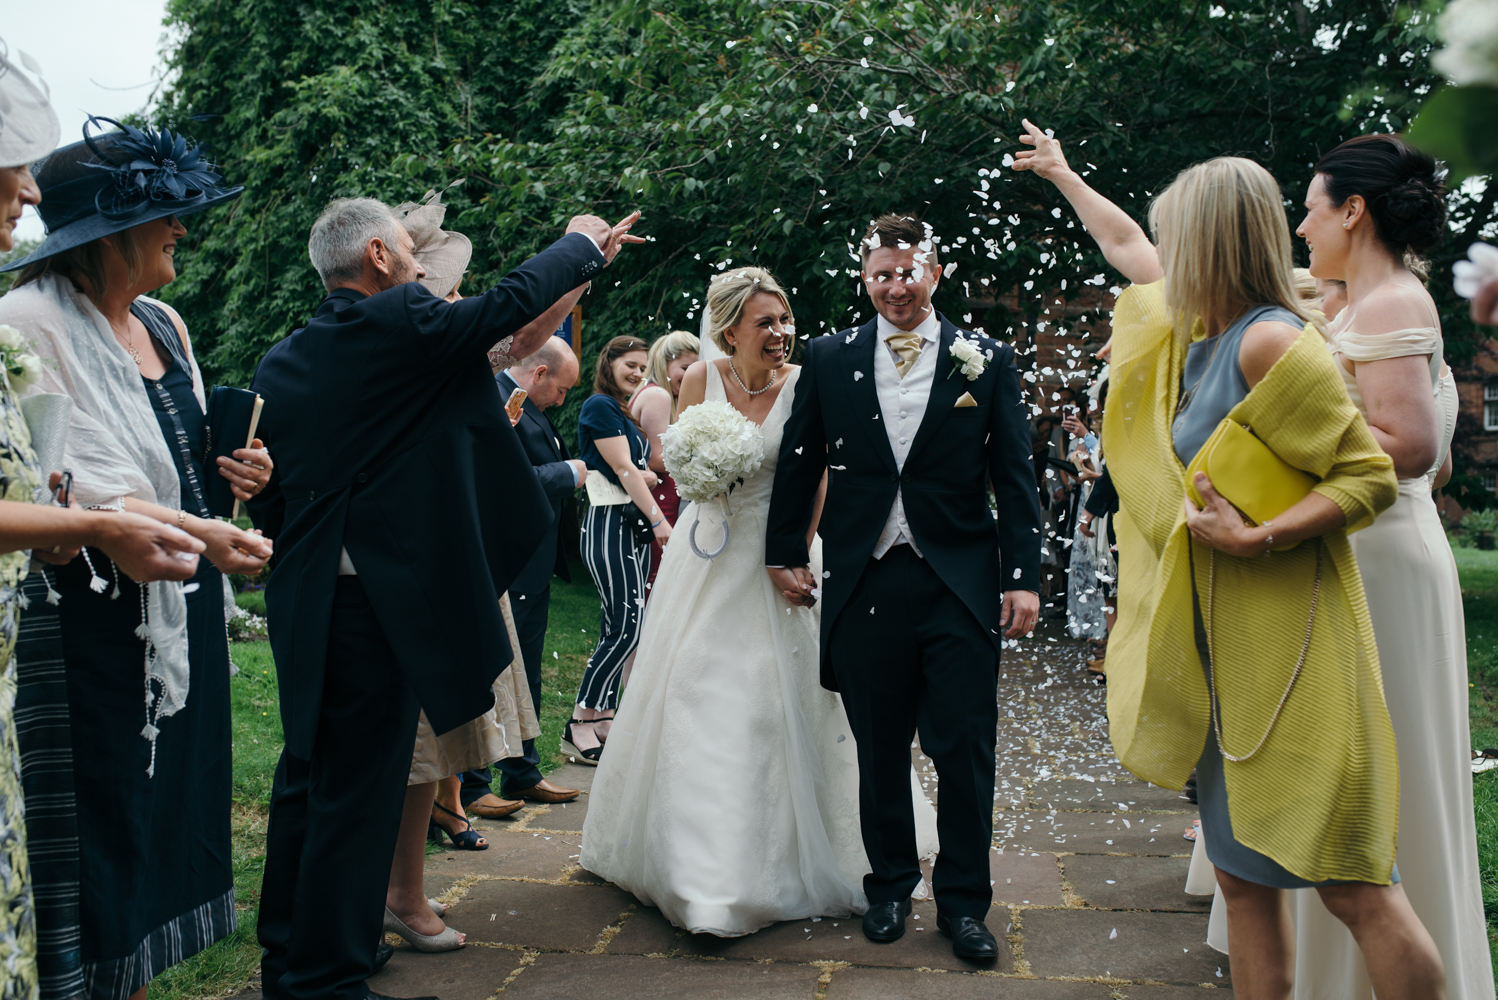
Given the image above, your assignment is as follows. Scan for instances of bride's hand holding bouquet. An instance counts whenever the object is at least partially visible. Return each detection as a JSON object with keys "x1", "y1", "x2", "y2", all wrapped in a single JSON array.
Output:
[{"x1": 661, "y1": 399, "x2": 766, "y2": 560}]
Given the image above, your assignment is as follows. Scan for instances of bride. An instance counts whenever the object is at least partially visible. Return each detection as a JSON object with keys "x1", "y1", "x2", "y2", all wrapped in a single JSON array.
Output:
[{"x1": 580, "y1": 266, "x2": 937, "y2": 936}]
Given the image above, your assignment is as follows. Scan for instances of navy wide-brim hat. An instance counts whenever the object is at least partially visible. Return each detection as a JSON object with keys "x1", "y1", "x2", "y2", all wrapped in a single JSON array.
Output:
[{"x1": 1, "y1": 115, "x2": 243, "y2": 273}]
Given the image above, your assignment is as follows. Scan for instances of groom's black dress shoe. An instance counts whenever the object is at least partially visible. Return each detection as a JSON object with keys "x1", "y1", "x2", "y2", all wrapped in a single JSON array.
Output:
[
  {"x1": 372, "y1": 941, "x2": 395, "y2": 974},
  {"x1": 936, "y1": 913, "x2": 1000, "y2": 962},
  {"x1": 862, "y1": 898, "x2": 913, "y2": 942}
]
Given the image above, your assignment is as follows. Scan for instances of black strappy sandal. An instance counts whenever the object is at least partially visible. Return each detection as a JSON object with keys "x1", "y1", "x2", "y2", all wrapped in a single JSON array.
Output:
[
  {"x1": 561, "y1": 719, "x2": 603, "y2": 766},
  {"x1": 428, "y1": 801, "x2": 487, "y2": 850},
  {"x1": 1472, "y1": 748, "x2": 1498, "y2": 774}
]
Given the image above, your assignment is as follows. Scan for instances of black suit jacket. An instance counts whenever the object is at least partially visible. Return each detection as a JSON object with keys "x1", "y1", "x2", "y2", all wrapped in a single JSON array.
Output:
[
  {"x1": 497, "y1": 368, "x2": 576, "y2": 594},
  {"x1": 765, "y1": 314, "x2": 1042, "y2": 690},
  {"x1": 247, "y1": 232, "x2": 605, "y2": 758}
]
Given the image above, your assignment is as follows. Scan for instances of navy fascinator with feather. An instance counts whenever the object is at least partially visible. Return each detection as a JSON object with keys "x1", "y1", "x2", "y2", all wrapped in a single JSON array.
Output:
[{"x1": 1, "y1": 114, "x2": 243, "y2": 272}]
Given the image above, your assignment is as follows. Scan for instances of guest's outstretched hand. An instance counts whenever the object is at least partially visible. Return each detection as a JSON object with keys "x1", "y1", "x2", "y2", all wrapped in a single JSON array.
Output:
[
  {"x1": 1011, "y1": 119, "x2": 1073, "y2": 183},
  {"x1": 566, "y1": 211, "x2": 646, "y2": 264}
]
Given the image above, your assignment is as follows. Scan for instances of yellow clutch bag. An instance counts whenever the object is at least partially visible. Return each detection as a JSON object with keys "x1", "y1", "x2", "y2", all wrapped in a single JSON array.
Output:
[{"x1": 1184, "y1": 420, "x2": 1317, "y2": 533}]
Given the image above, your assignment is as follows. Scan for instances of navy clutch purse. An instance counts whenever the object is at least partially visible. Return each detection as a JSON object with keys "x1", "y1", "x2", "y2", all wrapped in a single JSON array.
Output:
[{"x1": 204, "y1": 385, "x2": 263, "y2": 518}]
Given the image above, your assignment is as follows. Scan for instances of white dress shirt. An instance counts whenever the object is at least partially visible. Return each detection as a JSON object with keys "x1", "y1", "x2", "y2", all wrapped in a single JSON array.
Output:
[{"x1": 871, "y1": 311, "x2": 940, "y2": 559}]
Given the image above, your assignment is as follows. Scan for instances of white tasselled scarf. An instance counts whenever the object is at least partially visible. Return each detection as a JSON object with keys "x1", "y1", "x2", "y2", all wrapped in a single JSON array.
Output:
[{"x1": 0, "y1": 273, "x2": 200, "y2": 774}]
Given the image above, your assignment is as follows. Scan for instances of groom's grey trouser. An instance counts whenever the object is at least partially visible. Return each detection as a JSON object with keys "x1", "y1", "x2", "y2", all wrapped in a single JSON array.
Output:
[{"x1": 830, "y1": 544, "x2": 999, "y2": 921}]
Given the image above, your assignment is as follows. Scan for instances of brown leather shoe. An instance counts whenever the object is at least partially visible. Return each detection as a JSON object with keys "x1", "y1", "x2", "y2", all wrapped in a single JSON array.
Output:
[
  {"x1": 513, "y1": 779, "x2": 581, "y2": 804},
  {"x1": 466, "y1": 793, "x2": 524, "y2": 819}
]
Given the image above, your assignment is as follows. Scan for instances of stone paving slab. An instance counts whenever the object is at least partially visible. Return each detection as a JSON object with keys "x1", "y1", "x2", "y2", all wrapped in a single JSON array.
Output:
[
  {"x1": 1019, "y1": 909, "x2": 1225, "y2": 985},
  {"x1": 1060, "y1": 855, "x2": 1208, "y2": 913},
  {"x1": 995, "y1": 810, "x2": 1190, "y2": 856},
  {"x1": 499, "y1": 953, "x2": 823, "y2": 998},
  {"x1": 370, "y1": 945, "x2": 516, "y2": 1000},
  {"x1": 384, "y1": 633, "x2": 1235, "y2": 997},
  {"x1": 450, "y1": 880, "x2": 635, "y2": 951},
  {"x1": 1028, "y1": 779, "x2": 1190, "y2": 814},
  {"x1": 603, "y1": 906, "x2": 683, "y2": 955},
  {"x1": 673, "y1": 900, "x2": 1011, "y2": 971},
  {"x1": 823, "y1": 967, "x2": 1114, "y2": 998}
]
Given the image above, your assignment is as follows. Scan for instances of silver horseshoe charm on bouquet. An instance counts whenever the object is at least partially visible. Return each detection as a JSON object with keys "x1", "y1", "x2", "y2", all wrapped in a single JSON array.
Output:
[{"x1": 688, "y1": 495, "x2": 732, "y2": 560}]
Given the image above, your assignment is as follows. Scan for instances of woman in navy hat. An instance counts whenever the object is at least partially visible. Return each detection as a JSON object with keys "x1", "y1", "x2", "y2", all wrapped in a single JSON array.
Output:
[
  {"x1": 0, "y1": 113, "x2": 273, "y2": 1000},
  {"x1": 0, "y1": 48, "x2": 216, "y2": 1000}
]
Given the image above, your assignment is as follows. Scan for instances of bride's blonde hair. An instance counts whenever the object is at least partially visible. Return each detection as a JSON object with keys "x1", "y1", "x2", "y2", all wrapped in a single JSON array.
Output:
[
  {"x1": 705, "y1": 266, "x2": 794, "y2": 355},
  {"x1": 1149, "y1": 157, "x2": 1315, "y2": 340}
]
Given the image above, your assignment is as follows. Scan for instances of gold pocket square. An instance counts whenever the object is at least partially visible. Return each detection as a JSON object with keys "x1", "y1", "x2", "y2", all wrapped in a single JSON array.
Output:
[{"x1": 954, "y1": 392, "x2": 977, "y2": 408}]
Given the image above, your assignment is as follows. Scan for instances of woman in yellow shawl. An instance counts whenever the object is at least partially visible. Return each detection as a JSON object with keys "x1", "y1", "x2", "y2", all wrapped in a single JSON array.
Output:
[{"x1": 1012, "y1": 120, "x2": 1445, "y2": 998}]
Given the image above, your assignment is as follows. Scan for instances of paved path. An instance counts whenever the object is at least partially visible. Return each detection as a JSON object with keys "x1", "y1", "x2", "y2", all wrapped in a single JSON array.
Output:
[{"x1": 283, "y1": 636, "x2": 1229, "y2": 998}]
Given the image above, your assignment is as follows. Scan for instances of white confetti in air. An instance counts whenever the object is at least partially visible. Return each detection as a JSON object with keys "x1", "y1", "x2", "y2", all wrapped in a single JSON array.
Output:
[
  {"x1": 869, "y1": 607, "x2": 876, "y2": 614},
  {"x1": 553, "y1": 651, "x2": 559, "y2": 659},
  {"x1": 1014, "y1": 568, "x2": 1023, "y2": 579},
  {"x1": 835, "y1": 438, "x2": 844, "y2": 448},
  {"x1": 823, "y1": 571, "x2": 831, "y2": 578},
  {"x1": 863, "y1": 35, "x2": 873, "y2": 45},
  {"x1": 1109, "y1": 928, "x2": 1118, "y2": 940},
  {"x1": 795, "y1": 447, "x2": 803, "y2": 454},
  {"x1": 1002, "y1": 153, "x2": 1015, "y2": 167},
  {"x1": 807, "y1": 103, "x2": 818, "y2": 113},
  {"x1": 810, "y1": 588, "x2": 823, "y2": 599},
  {"x1": 853, "y1": 371, "x2": 864, "y2": 381}
]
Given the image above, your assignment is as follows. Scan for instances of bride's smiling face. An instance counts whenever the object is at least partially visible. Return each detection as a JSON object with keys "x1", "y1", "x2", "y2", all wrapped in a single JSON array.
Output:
[{"x1": 723, "y1": 291, "x2": 792, "y2": 370}]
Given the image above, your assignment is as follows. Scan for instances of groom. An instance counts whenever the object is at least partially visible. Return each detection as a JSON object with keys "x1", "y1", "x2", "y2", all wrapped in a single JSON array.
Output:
[{"x1": 766, "y1": 213, "x2": 1041, "y2": 962}]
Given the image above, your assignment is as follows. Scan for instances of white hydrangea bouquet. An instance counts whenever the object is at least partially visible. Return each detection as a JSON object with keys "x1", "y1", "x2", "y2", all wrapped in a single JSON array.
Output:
[{"x1": 662, "y1": 399, "x2": 766, "y2": 559}]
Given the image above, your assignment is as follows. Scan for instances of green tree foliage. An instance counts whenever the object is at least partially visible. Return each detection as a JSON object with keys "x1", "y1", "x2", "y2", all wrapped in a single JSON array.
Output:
[
  {"x1": 153, "y1": 0, "x2": 1488, "y2": 463},
  {"x1": 152, "y1": 0, "x2": 577, "y2": 382}
]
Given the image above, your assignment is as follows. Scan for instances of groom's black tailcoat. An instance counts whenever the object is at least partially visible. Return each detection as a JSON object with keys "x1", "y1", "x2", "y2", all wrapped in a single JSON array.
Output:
[
  {"x1": 766, "y1": 313, "x2": 1041, "y2": 921},
  {"x1": 246, "y1": 231, "x2": 604, "y2": 1000}
]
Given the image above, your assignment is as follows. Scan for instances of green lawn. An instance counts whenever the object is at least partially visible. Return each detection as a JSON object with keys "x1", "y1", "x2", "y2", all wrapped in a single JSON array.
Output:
[{"x1": 1458, "y1": 545, "x2": 1498, "y2": 962}]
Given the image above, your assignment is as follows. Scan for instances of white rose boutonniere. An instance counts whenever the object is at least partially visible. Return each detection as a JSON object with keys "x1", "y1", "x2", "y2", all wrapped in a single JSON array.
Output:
[{"x1": 947, "y1": 336, "x2": 991, "y2": 381}]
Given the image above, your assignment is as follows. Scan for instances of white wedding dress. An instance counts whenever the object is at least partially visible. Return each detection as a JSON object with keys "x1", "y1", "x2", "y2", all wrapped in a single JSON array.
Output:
[
  {"x1": 1287, "y1": 314, "x2": 1495, "y2": 998},
  {"x1": 580, "y1": 361, "x2": 938, "y2": 936}
]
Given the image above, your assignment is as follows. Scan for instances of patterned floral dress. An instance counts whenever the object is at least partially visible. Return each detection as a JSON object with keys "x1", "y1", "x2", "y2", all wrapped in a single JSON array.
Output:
[{"x1": 0, "y1": 371, "x2": 43, "y2": 1000}]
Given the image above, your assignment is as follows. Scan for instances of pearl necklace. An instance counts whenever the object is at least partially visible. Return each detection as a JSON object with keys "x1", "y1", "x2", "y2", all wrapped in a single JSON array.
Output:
[{"x1": 728, "y1": 358, "x2": 776, "y2": 396}]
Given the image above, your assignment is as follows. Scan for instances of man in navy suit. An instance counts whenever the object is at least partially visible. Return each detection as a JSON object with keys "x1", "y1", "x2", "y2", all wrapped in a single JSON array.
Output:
[
  {"x1": 460, "y1": 337, "x2": 586, "y2": 815},
  {"x1": 766, "y1": 214, "x2": 1041, "y2": 964},
  {"x1": 247, "y1": 198, "x2": 639, "y2": 1000}
]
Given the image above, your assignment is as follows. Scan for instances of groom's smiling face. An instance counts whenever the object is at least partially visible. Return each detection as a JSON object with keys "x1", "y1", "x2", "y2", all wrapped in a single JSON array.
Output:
[{"x1": 862, "y1": 245, "x2": 939, "y2": 331}]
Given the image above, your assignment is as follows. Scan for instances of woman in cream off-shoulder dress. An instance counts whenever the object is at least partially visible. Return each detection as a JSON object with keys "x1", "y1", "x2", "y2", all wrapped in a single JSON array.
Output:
[
  {"x1": 1288, "y1": 135, "x2": 1494, "y2": 1000},
  {"x1": 580, "y1": 268, "x2": 936, "y2": 936}
]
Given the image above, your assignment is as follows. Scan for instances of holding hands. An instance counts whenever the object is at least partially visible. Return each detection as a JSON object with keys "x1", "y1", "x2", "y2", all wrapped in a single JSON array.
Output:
[{"x1": 769, "y1": 565, "x2": 817, "y2": 608}]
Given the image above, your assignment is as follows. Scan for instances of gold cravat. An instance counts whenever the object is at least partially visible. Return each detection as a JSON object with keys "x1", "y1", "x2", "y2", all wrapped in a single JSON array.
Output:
[{"x1": 885, "y1": 330, "x2": 923, "y2": 377}]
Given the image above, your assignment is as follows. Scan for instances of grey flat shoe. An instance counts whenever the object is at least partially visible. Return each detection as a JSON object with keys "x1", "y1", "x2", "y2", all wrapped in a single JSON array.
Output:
[{"x1": 383, "y1": 906, "x2": 464, "y2": 952}]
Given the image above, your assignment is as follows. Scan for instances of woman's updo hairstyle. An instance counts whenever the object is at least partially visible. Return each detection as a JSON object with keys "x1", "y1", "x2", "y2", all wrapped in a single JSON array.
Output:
[
  {"x1": 1314, "y1": 134, "x2": 1447, "y2": 256},
  {"x1": 704, "y1": 266, "x2": 793, "y2": 355}
]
